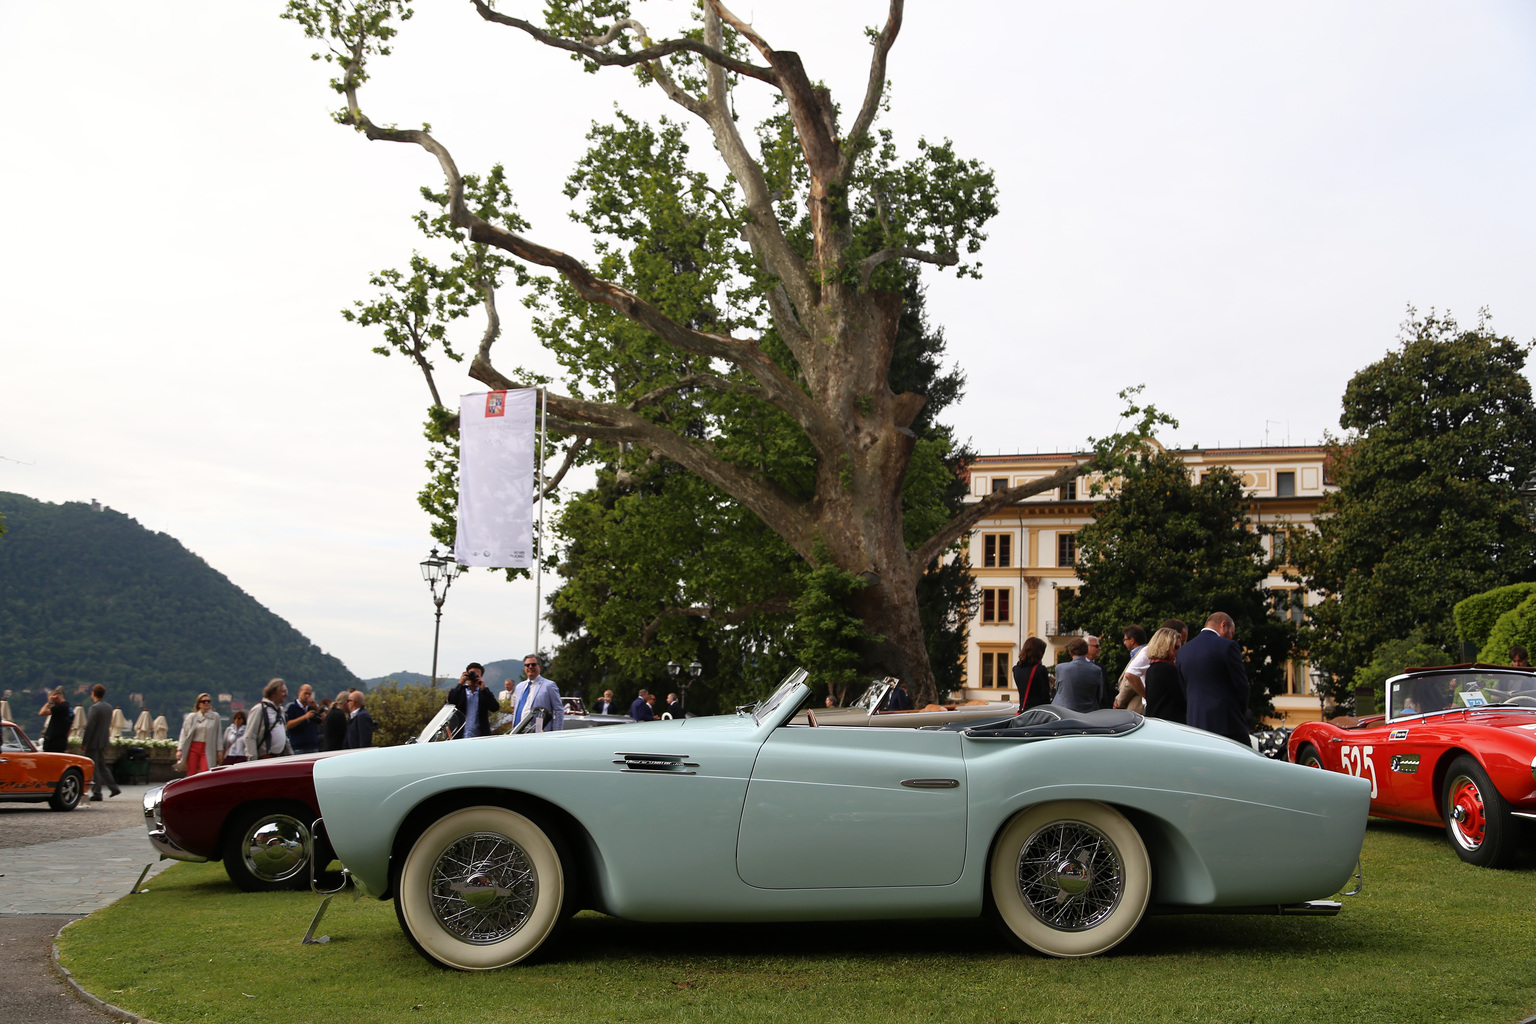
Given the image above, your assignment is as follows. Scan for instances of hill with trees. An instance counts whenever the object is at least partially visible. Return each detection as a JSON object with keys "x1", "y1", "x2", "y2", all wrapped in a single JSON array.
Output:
[{"x1": 0, "y1": 492, "x2": 359, "y2": 718}]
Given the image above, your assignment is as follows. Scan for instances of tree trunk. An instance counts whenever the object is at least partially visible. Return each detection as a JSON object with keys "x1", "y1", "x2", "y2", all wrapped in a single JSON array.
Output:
[{"x1": 801, "y1": 287, "x2": 942, "y2": 705}]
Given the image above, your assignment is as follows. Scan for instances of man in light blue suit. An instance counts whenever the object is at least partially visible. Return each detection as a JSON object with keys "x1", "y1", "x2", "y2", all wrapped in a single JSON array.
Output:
[{"x1": 1052, "y1": 636, "x2": 1107, "y2": 713}]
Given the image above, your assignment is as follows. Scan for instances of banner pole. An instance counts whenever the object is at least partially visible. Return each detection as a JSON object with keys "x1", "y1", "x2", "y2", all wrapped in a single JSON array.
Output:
[{"x1": 534, "y1": 388, "x2": 547, "y2": 659}]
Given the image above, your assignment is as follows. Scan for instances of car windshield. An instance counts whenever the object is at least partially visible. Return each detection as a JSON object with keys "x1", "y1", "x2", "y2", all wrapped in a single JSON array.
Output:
[
  {"x1": 851, "y1": 679, "x2": 892, "y2": 713},
  {"x1": 415, "y1": 705, "x2": 458, "y2": 743},
  {"x1": 1, "y1": 725, "x2": 31, "y2": 753},
  {"x1": 753, "y1": 669, "x2": 811, "y2": 726},
  {"x1": 1389, "y1": 669, "x2": 1536, "y2": 720}
]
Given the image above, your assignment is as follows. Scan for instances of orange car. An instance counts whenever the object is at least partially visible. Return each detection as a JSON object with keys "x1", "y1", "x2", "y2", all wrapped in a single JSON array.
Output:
[{"x1": 0, "y1": 719, "x2": 95, "y2": 811}]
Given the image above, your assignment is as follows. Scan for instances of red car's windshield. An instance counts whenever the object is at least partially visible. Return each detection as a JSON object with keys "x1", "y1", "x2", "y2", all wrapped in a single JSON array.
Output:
[{"x1": 1389, "y1": 669, "x2": 1536, "y2": 721}]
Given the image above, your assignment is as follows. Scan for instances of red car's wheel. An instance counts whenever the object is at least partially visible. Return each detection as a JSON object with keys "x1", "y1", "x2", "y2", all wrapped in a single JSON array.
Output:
[
  {"x1": 1295, "y1": 743, "x2": 1324, "y2": 770},
  {"x1": 1441, "y1": 756, "x2": 1514, "y2": 868}
]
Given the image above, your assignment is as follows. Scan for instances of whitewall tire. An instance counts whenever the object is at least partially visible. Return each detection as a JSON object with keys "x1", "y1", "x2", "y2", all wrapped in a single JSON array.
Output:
[
  {"x1": 395, "y1": 805, "x2": 565, "y2": 970},
  {"x1": 989, "y1": 800, "x2": 1151, "y2": 957}
]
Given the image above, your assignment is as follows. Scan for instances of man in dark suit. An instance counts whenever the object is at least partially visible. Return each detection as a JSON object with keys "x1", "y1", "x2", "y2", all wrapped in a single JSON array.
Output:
[
  {"x1": 593, "y1": 689, "x2": 618, "y2": 714},
  {"x1": 345, "y1": 689, "x2": 374, "y2": 748},
  {"x1": 1177, "y1": 612, "x2": 1251, "y2": 744},
  {"x1": 83, "y1": 684, "x2": 121, "y2": 801},
  {"x1": 445, "y1": 663, "x2": 494, "y2": 739}
]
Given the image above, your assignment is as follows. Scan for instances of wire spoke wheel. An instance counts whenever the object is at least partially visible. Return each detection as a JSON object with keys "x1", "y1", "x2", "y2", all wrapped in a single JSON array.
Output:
[
  {"x1": 1015, "y1": 820, "x2": 1125, "y2": 931},
  {"x1": 989, "y1": 801, "x2": 1150, "y2": 957},
  {"x1": 428, "y1": 831, "x2": 539, "y2": 944},
  {"x1": 397, "y1": 806, "x2": 565, "y2": 970}
]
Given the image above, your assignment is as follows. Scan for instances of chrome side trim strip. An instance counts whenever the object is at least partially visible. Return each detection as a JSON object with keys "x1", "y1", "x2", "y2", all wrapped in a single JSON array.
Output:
[
  {"x1": 900, "y1": 778, "x2": 960, "y2": 789},
  {"x1": 612, "y1": 752, "x2": 700, "y2": 774}
]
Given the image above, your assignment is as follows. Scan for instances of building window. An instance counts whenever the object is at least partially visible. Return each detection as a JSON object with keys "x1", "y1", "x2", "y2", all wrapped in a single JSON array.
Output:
[
  {"x1": 991, "y1": 477, "x2": 1009, "y2": 493},
  {"x1": 1057, "y1": 533, "x2": 1077, "y2": 567},
  {"x1": 982, "y1": 533, "x2": 1012, "y2": 568},
  {"x1": 1276, "y1": 471, "x2": 1296, "y2": 498},
  {"x1": 1272, "y1": 530, "x2": 1292, "y2": 566},
  {"x1": 982, "y1": 587, "x2": 1013, "y2": 624},
  {"x1": 1050, "y1": 587, "x2": 1078, "y2": 635},
  {"x1": 1270, "y1": 588, "x2": 1306, "y2": 624},
  {"x1": 1059, "y1": 479, "x2": 1077, "y2": 501},
  {"x1": 978, "y1": 648, "x2": 1013, "y2": 688}
]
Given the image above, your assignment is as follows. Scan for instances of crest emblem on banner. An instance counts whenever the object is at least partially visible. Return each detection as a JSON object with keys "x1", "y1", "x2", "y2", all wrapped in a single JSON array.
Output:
[{"x1": 485, "y1": 391, "x2": 507, "y2": 417}]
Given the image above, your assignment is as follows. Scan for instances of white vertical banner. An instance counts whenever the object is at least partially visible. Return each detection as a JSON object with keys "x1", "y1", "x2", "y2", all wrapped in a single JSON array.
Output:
[{"x1": 454, "y1": 389, "x2": 537, "y2": 568}]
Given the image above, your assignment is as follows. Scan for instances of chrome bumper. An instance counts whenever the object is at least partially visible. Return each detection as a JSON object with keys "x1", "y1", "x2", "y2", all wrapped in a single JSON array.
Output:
[{"x1": 142, "y1": 786, "x2": 208, "y2": 864}]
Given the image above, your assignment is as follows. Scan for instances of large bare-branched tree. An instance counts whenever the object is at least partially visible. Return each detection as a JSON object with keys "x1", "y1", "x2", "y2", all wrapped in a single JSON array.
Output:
[{"x1": 284, "y1": 0, "x2": 1163, "y2": 703}]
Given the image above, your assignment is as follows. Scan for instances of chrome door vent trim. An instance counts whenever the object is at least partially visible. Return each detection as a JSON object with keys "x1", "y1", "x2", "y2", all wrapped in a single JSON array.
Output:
[
  {"x1": 1389, "y1": 753, "x2": 1420, "y2": 774},
  {"x1": 900, "y1": 778, "x2": 960, "y2": 789},
  {"x1": 613, "y1": 752, "x2": 699, "y2": 774}
]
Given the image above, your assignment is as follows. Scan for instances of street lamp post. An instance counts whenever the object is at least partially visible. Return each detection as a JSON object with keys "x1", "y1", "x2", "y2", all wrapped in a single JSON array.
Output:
[
  {"x1": 420, "y1": 547, "x2": 462, "y2": 687},
  {"x1": 666, "y1": 659, "x2": 704, "y2": 712}
]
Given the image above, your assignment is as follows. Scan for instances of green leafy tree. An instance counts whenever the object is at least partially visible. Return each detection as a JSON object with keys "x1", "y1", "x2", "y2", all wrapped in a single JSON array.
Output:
[
  {"x1": 1351, "y1": 635, "x2": 1452, "y2": 715},
  {"x1": 366, "y1": 681, "x2": 447, "y2": 746},
  {"x1": 1479, "y1": 594, "x2": 1536, "y2": 664},
  {"x1": 285, "y1": 1, "x2": 1164, "y2": 703},
  {"x1": 1061, "y1": 450, "x2": 1291, "y2": 722},
  {"x1": 1295, "y1": 309, "x2": 1536, "y2": 698},
  {"x1": 1454, "y1": 582, "x2": 1536, "y2": 653},
  {"x1": 547, "y1": 274, "x2": 975, "y2": 707}
]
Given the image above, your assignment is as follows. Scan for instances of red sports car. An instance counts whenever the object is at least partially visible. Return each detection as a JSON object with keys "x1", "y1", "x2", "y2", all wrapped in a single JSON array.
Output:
[
  {"x1": 1288, "y1": 664, "x2": 1536, "y2": 867},
  {"x1": 0, "y1": 719, "x2": 95, "y2": 812}
]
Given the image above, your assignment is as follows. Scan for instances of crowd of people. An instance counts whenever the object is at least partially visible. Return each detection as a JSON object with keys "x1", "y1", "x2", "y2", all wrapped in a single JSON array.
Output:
[
  {"x1": 1016, "y1": 613, "x2": 1255, "y2": 743},
  {"x1": 135, "y1": 678, "x2": 382, "y2": 777},
  {"x1": 40, "y1": 633, "x2": 1536, "y2": 787}
]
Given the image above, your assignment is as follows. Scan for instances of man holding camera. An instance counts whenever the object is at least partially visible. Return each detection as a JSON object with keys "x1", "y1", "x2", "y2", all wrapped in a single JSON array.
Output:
[{"x1": 446, "y1": 662, "x2": 495, "y2": 739}]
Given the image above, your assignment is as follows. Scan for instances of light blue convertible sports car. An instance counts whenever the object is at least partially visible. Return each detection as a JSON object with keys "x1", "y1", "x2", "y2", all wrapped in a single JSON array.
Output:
[{"x1": 312, "y1": 670, "x2": 1370, "y2": 970}]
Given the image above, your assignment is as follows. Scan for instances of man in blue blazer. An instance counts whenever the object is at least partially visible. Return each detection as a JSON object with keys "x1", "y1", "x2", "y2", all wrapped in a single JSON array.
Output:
[
  {"x1": 1177, "y1": 612, "x2": 1251, "y2": 744},
  {"x1": 1052, "y1": 636, "x2": 1108, "y2": 712}
]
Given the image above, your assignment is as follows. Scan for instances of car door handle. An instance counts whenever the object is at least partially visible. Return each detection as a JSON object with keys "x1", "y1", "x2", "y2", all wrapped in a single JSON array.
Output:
[{"x1": 901, "y1": 778, "x2": 959, "y2": 789}]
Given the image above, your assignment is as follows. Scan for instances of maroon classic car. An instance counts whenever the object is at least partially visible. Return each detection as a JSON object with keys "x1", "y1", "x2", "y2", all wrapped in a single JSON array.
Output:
[{"x1": 144, "y1": 702, "x2": 622, "y2": 890}]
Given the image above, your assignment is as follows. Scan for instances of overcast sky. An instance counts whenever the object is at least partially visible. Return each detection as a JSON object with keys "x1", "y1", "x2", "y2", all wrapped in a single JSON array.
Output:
[{"x1": 3, "y1": 2, "x2": 1533, "y2": 682}]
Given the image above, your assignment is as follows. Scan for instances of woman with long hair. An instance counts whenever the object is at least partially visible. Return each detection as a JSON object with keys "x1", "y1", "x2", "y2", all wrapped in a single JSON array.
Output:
[
  {"x1": 221, "y1": 709, "x2": 248, "y2": 765},
  {"x1": 1012, "y1": 636, "x2": 1052, "y2": 710},
  {"x1": 1143, "y1": 628, "x2": 1187, "y2": 723},
  {"x1": 176, "y1": 693, "x2": 223, "y2": 775}
]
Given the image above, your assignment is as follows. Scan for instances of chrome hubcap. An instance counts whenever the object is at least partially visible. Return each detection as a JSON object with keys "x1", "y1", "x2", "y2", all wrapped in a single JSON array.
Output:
[
  {"x1": 1017, "y1": 821, "x2": 1125, "y2": 931},
  {"x1": 429, "y1": 831, "x2": 538, "y2": 944},
  {"x1": 1448, "y1": 777, "x2": 1484, "y2": 850},
  {"x1": 243, "y1": 817, "x2": 310, "y2": 881}
]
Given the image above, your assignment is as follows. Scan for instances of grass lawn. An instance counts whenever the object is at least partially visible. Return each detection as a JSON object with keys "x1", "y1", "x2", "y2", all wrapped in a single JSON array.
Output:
[{"x1": 59, "y1": 820, "x2": 1536, "y2": 1024}]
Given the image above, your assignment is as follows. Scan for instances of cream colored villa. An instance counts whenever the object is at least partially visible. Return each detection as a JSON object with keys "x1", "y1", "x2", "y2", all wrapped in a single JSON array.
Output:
[{"x1": 956, "y1": 444, "x2": 1330, "y2": 725}]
